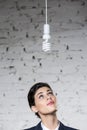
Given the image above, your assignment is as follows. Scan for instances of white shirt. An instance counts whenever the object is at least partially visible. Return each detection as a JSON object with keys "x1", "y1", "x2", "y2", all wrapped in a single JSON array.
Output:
[{"x1": 41, "y1": 121, "x2": 60, "y2": 130}]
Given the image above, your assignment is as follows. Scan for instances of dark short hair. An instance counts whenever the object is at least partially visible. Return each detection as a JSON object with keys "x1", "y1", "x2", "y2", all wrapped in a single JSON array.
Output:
[{"x1": 27, "y1": 82, "x2": 52, "y2": 118}]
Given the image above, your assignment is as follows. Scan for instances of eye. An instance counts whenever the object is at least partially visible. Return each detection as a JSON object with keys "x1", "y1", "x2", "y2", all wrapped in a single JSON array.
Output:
[
  {"x1": 48, "y1": 91, "x2": 54, "y2": 95},
  {"x1": 38, "y1": 94, "x2": 44, "y2": 99}
]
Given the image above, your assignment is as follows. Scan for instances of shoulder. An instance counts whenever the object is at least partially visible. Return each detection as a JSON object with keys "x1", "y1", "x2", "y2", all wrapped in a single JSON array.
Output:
[
  {"x1": 59, "y1": 122, "x2": 79, "y2": 130},
  {"x1": 24, "y1": 126, "x2": 36, "y2": 130},
  {"x1": 23, "y1": 122, "x2": 42, "y2": 130}
]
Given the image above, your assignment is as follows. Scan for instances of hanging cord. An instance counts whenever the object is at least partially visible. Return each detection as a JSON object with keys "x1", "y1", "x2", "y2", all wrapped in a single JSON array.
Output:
[{"x1": 45, "y1": 0, "x2": 47, "y2": 24}]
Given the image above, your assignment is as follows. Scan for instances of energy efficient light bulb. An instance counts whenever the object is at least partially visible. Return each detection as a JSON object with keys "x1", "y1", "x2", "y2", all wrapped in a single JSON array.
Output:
[{"x1": 42, "y1": 24, "x2": 51, "y2": 52}]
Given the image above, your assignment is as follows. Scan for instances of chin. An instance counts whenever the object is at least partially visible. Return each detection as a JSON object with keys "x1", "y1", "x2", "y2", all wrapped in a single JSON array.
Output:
[{"x1": 48, "y1": 109, "x2": 57, "y2": 115}]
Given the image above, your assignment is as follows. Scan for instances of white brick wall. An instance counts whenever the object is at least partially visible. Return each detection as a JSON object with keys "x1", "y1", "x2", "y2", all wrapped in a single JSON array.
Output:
[{"x1": 0, "y1": 0, "x2": 87, "y2": 130}]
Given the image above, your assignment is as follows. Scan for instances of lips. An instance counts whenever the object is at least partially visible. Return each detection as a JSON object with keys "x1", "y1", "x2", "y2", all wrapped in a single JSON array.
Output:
[{"x1": 47, "y1": 101, "x2": 54, "y2": 106}]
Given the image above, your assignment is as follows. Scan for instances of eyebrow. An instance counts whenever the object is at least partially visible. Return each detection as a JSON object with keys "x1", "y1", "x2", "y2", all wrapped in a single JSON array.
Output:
[{"x1": 36, "y1": 89, "x2": 52, "y2": 96}]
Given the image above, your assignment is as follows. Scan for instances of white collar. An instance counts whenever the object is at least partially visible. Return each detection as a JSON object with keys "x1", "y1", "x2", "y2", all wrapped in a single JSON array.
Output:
[{"x1": 41, "y1": 121, "x2": 60, "y2": 130}]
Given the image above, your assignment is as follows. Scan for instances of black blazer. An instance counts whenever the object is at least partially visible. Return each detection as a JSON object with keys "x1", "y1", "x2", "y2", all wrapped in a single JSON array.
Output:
[{"x1": 24, "y1": 121, "x2": 78, "y2": 130}]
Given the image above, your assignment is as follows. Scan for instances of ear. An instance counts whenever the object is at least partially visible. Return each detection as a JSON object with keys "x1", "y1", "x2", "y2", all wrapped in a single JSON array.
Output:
[{"x1": 31, "y1": 106, "x2": 38, "y2": 113}]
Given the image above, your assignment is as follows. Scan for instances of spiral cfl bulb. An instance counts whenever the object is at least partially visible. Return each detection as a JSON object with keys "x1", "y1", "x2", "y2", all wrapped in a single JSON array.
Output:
[{"x1": 42, "y1": 24, "x2": 51, "y2": 52}]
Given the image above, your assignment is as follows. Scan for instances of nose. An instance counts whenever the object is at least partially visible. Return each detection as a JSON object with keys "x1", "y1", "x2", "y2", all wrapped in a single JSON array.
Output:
[{"x1": 46, "y1": 94, "x2": 52, "y2": 100}]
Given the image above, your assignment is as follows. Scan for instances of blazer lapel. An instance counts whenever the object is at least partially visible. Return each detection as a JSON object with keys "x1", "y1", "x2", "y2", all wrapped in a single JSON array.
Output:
[
  {"x1": 35, "y1": 122, "x2": 43, "y2": 130},
  {"x1": 59, "y1": 122, "x2": 65, "y2": 130}
]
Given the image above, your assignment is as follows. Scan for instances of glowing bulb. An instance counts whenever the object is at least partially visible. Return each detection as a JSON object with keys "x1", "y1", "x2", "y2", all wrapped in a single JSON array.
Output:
[
  {"x1": 42, "y1": 40, "x2": 51, "y2": 52},
  {"x1": 42, "y1": 24, "x2": 51, "y2": 52}
]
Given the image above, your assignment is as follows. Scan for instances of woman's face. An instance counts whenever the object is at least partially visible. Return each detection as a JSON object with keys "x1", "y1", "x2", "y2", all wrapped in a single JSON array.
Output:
[{"x1": 31, "y1": 87, "x2": 57, "y2": 117}]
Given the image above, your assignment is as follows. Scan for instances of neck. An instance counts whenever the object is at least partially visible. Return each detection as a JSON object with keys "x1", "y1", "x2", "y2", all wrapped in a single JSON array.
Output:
[{"x1": 41, "y1": 113, "x2": 59, "y2": 130}]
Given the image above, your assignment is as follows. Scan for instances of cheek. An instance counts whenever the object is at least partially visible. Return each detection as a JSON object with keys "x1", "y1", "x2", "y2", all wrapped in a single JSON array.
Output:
[
  {"x1": 35, "y1": 99, "x2": 45, "y2": 108},
  {"x1": 35, "y1": 103, "x2": 46, "y2": 112},
  {"x1": 54, "y1": 97, "x2": 57, "y2": 104}
]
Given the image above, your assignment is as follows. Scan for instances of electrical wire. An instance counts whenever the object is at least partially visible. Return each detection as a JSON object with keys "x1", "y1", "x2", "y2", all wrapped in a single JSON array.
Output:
[{"x1": 45, "y1": 0, "x2": 47, "y2": 24}]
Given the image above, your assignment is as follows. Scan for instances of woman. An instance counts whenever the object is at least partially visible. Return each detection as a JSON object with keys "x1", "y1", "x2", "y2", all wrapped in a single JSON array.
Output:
[{"x1": 24, "y1": 82, "x2": 78, "y2": 130}]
